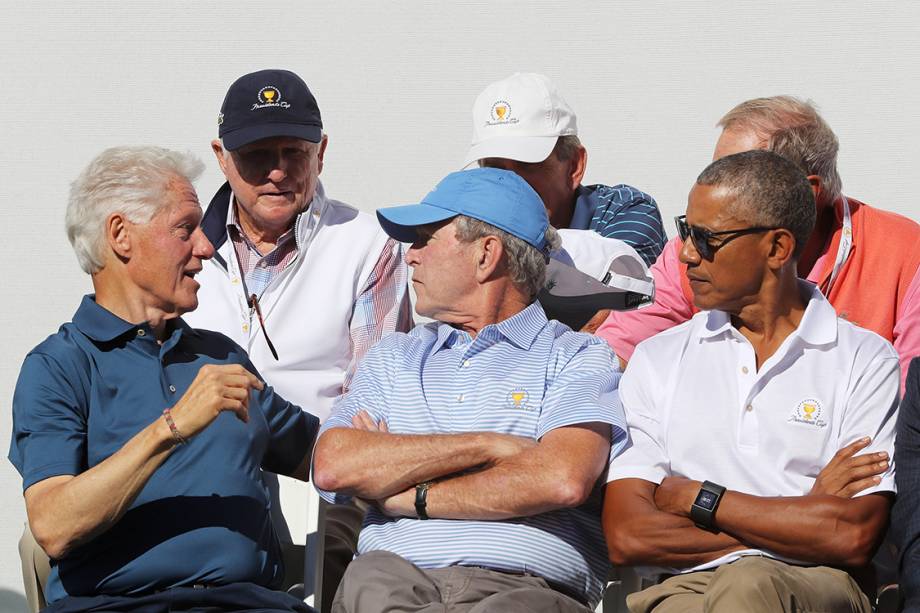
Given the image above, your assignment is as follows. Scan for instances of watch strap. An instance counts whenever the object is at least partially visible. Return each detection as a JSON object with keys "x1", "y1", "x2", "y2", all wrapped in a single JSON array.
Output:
[
  {"x1": 690, "y1": 480, "x2": 726, "y2": 530},
  {"x1": 414, "y1": 481, "x2": 432, "y2": 520}
]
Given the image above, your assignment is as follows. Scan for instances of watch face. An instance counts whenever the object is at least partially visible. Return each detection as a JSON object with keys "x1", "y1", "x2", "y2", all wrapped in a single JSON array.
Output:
[{"x1": 695, "y1": 490, "x2": 718, "y2": 510}]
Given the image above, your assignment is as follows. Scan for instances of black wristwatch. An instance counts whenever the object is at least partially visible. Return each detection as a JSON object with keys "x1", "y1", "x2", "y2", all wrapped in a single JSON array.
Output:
[
  {"x1": 690, "y1": 480, "x2": 726, "y2": 530},
  {"x1": 415, "y1": 481, "x2": 433, "y2": 520}
]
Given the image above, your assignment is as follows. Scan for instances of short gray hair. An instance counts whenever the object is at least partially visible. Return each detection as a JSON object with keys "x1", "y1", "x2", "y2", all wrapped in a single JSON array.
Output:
[
  {"x1": 552, "y1": 134, "x2": 583, "y2": 162},
  {"x1": 453, "y1": 215, "x2": 561, "y2": 299},
  {"x1": 697, "y1": 150, "x2": 816, "y2": 259},
  {"x1": 66, "y1": 146, "x2": 204, "y2": 274},
  {"x1": 717, "y1": 96, "x2": 842, "y2": 203}
]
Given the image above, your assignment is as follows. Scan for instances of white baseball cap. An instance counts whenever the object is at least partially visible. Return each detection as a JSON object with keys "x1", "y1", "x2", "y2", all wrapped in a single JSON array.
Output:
[{"x1": 463, "y1": 72, "x2": 578, "y2": 168}]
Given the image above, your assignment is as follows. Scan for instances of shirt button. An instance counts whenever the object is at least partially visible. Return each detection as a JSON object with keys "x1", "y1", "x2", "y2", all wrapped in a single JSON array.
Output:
[
  {"x1": 169, "y1": 385, "x2": 176, "y2": 393},
  {"x1": 746, "y1": 404, "x2": 754, "y2": 412},
  {"x1": 741, "y1": 366, "x2": 749, "y2": 374},
  {"x1": 242, "y1": 324, "x2": 249, "y2": 333},
  {"x1": 457, "y1": 394, "x2": 465, "y2": 402},
  {"x1": 136, "y1": 329, "x2": 146, "y2": 337},
  {"x1": 462, "y1": 360, "x2": 471, "y2": 368}
]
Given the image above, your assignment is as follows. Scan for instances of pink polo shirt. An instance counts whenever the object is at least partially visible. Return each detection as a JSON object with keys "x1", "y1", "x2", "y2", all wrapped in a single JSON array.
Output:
[{"x1": 596, "y1": 196, "x2": 920, "y2": 390}]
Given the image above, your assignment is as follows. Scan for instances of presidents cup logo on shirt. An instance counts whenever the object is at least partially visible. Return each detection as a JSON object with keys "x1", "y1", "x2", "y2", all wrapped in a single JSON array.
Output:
[
  {"x1": 252, "y1": 86, "x2": 291, "y2": 110},
  {"x1": 507, "y1": 389, "x2": 531, "y2": 410},
  {"x1": 788, "y1": 398, "x2": 827, "y2": 428},
  {"x1": 488, "y1": 100, "x2": 517, "y2": 125}
]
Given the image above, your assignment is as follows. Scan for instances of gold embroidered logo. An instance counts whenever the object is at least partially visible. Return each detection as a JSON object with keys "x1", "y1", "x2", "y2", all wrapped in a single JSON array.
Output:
[
  {"x1": 488, "y1": 100, "x2": 517, "y2": 125},
  {"x1": 789, "y1": 398, "x2": 827, "y2": 428},
  {"x1": 252, "y1": 86, "x2": 291, "y2": 110},
  {"x1": 508, "y1": 389, "x2": 530, "y2": 409}
]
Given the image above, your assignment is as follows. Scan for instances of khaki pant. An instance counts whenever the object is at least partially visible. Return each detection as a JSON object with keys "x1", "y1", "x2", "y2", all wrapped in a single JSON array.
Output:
[
  {"x1": 627, "y1": 556, "x2": 872, "y2": 613},
  {"x1": 332, "y1": 550, "x2": 592, "y2": 613}
]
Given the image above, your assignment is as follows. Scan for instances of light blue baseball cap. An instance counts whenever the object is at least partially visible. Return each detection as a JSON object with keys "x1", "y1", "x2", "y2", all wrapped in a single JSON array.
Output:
[{"x1": 376, "y1": 168, "x2": 549, "y2": 252}]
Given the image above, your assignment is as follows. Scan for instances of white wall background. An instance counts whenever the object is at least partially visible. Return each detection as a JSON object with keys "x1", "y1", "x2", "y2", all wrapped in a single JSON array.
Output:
[{"x1": 1, "y1": 0, "x2": 918, "y2": 605}]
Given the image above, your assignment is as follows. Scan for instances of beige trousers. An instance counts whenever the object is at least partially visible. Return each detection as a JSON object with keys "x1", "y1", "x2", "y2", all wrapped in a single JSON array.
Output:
[
  {"x1": 627, "y1": 557, "x2": 872, "y2": 613},
  {"x1": 332, "y1": 550, "x2": 593, "y2": 613}
]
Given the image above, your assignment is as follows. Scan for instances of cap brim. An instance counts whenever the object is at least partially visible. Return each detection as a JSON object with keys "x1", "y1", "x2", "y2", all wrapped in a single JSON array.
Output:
[
  {"x1": 462, "y1": 135, "x2": 559, "y2": 168},
  {"x1": 222, "y1": 123, "x2": 323, "y2": 150},
  {"x1": 543, "y1": 258, "x2": 654, "y2": 309},
  {"x1": 376, "y1": 203, "x2": 459, "y2": 244}
]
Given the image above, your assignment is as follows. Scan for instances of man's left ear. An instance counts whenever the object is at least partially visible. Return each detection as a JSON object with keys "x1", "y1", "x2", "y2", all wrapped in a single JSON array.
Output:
[
  {"x1": 475, "y1": 235, "x2": 504, "y2": 282},
  {"x1": 569, "y1": 145, "x2": 587, "y2": 191},
  {"x1": 807, "y1": 175, "x2": 824, "y2": 206},
  {"x1": 316, "y1": 134, "x2": 329, "y2": 175},
  {"x1": 767, "y1": 228, "x2": 796, "y2": 270}
]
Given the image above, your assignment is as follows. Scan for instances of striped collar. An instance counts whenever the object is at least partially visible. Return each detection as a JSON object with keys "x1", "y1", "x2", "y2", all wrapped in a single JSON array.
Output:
[{"x1": 433, "y1": 301, "x2": 548, "y2": 351}]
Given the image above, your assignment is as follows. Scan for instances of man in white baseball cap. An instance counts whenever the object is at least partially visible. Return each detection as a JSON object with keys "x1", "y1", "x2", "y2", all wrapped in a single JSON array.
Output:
[{"x1": 465, "y1": 72, "x2": 666, "y2": 268}]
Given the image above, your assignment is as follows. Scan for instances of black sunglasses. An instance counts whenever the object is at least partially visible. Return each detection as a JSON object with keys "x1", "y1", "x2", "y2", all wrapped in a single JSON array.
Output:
[{"x1": 674, "y1": 215, "x2": 777, "y2": 261}]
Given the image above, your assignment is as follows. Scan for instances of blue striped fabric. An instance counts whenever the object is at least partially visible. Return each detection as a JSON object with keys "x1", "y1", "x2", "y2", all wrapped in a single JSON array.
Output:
[
  {"x1": 316, "y1": 302, "x2": 626, "y2": 606},
  {"x1": 572, "y1": 183, "x2": 667, "y2": 267}
]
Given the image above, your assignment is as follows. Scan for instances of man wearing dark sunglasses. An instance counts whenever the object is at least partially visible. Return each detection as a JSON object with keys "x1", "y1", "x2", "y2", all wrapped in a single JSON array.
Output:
[
  {"x1": 604, "y1": 150, "x2": 897, "y2": 612},
  {"x1": 597, "y1": 95, "x2": 920, "y2": 393}
]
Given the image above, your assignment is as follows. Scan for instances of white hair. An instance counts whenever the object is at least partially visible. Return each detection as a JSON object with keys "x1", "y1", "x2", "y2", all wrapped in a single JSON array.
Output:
[
  {"x1": 718, "y1": 96, "x2": 842, "y2": 203},
  {"x1": 66, "y1": 146, "x2": 204, "y2": 274}
]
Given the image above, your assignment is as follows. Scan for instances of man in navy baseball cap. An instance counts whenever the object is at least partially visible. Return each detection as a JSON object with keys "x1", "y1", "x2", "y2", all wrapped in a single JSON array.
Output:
[{"x1": 185, "y1": 69, "x2": 413, "y2": 607}]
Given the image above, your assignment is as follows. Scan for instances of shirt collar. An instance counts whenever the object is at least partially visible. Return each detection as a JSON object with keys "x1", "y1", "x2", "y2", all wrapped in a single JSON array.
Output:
[
  {"x1": 697, "y1": 283, "x2": 837, "y2": 347},
  {"x1": 227, "y1": 197, "x2": 301, "y2": 252},
  {"x1": 72, "y1": 294, "x2": 200, "y2": 343},
  {"x1": 72, "y1": 295, "x2": 138, "y2": 341},
  {"x1": 433, "y1": 302, "x2": 548, "y2": 351},
  {"x1": 217, "y1": 180, "x2": 331, "y2": 253}
]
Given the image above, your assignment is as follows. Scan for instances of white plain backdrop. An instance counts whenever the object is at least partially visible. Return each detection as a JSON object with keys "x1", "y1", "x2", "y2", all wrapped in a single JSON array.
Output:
[{"x1": 1, "y1": 0, "x2": 919, "y2": 604}]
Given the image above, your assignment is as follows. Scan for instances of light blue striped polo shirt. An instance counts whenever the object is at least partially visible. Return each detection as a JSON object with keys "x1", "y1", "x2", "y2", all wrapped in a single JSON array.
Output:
[{"x1": 316, "y1": 302, "x2": 626, "y2": 606}]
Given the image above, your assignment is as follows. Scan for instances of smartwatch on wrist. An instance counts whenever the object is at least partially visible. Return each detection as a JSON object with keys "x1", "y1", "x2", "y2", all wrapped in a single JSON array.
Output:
[
  {"x1": 415, "y1": 481, "x2": 433, "y2": 520},
  {"x1": 690, "y1": 480, "x2": 726, "y2": 530}
]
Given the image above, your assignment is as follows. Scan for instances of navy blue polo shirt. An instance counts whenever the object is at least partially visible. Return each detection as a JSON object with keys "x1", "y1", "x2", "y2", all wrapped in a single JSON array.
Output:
[{"x1": 9, "y1": 295, "x2": 319, "y2": 603}]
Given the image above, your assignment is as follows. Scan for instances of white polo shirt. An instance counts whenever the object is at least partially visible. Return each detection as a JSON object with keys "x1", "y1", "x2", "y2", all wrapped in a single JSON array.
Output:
[{"x1": 607, "y1": 285, "x2": 899, "y2": 572}]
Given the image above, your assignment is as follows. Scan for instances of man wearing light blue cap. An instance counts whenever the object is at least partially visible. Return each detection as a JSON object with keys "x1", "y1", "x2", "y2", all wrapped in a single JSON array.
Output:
[{"x1": 312, "y1": 168, "x2": 627, "y2": 612}]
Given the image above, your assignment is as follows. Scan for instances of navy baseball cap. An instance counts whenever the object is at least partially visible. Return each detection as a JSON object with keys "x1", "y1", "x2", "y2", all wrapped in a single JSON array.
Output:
[
  {"x1": 377, "y1": 168, "x2": 549, "y2": 251},
  {"x1": 217, "y1": 69, "x2": 323, "y2": 151}
]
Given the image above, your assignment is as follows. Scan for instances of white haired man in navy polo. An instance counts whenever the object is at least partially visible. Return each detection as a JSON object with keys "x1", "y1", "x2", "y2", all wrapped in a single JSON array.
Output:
[{"x1": 312, "y1": 168, "x2": 627, "y2": 612}]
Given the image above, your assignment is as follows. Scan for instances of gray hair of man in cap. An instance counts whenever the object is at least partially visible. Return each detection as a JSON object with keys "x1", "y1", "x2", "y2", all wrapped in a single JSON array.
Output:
[{"x1": 453, "y1": 216, "x2": 561, "y2": 300}]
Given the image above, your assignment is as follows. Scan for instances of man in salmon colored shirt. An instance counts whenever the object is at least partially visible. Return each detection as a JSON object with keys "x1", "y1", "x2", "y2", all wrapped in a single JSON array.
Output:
[{"x1": 596, "y1": 96, "x2": 920, "y2": 390}]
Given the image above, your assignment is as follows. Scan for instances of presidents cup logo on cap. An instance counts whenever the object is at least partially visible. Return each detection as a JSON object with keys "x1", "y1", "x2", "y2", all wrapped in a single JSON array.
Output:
[
  {"x1": 788, "y1": 398, "x2": 827, "y2": 428},
  {"x1": 252, "y1": 85, "x2": 290, "y2": 110},
  {"x1": 488, "y1": 100, "x2": 517, "y2": 125}
]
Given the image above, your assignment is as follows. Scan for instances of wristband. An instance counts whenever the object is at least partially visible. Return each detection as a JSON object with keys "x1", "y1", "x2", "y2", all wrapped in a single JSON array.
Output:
[
  {"x1": 415, "y1": 481, "x2": 432, "y2": 520},
  {"x1": 162, "y1": 408, "x2": 187, "y2": 445},
  {"x1": 690, "y1": 480, "x2": 726, "y2": 530}
]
